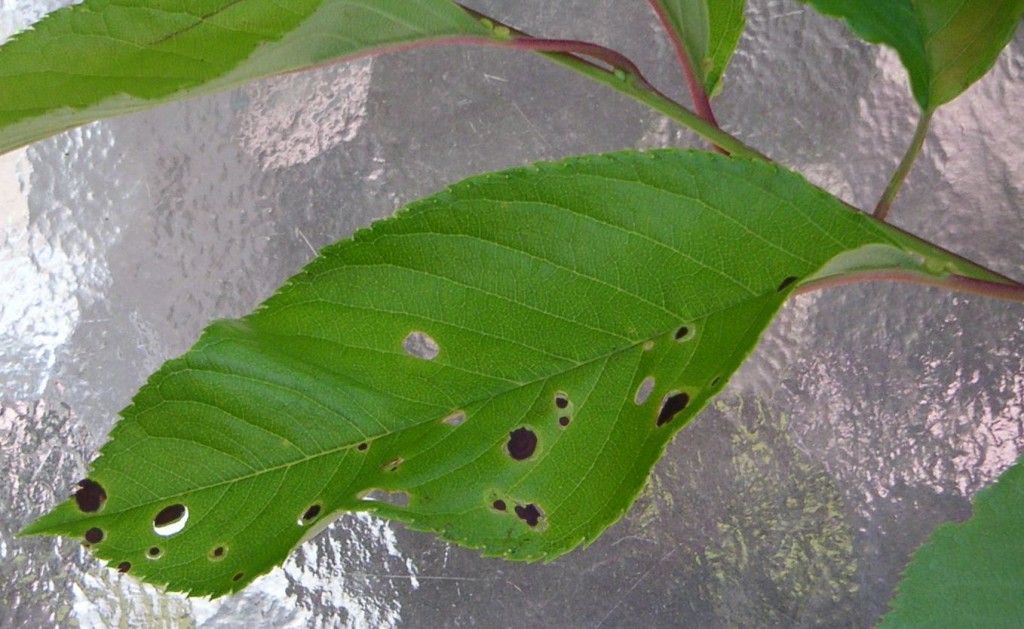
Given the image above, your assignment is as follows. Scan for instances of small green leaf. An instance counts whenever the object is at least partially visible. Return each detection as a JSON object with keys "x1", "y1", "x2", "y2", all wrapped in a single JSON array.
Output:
[
  {"x1": 650, "y1": 0, "x2": 746, "y2": 97},
  {"x1": 20, "y1": 150, "x2": 1016, "y2": 597},
  {"x1": 797, "y1": 0, "x2": 1024, "y2": 111},
  {"x1": 880, "y1": 454, "x2": 1024, "y2": 628},
  {"x1": 0, "y1": 0, "x2": 490, "y2": 155}
]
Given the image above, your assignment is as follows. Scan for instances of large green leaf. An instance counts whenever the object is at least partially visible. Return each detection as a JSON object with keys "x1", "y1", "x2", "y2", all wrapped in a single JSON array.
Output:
[
  {"x1": 649, "y1": 0, "x2": 746, "y2": 97},
  {"x1": 881, "y1": 454, "x2": 1024, "y2": 628},
  {"x1": 20, "y1": 150, "x2": 1016, "y2": 597},
  {"x1": 797, "y1": 0, "x2": 1024, "y2": 111},
  {"x1": 0, "y1": 0, "x2": 491, "y2": 155}
]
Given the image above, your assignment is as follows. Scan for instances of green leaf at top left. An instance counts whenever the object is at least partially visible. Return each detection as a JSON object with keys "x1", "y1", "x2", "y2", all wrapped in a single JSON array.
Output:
[{"x1": 0, "y1": 0, "x2": 491, "y2": 156}]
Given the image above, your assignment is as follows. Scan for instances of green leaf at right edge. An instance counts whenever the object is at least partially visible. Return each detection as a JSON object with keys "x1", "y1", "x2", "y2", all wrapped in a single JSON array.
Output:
[
  {"x1": 20, "y1": 151, "x2": 1018, "y2": 598},
  {"x1": 650, "y1": 0, "x2": 746, "y2": 97},
  {"x1": 797, "y1": 0, "x2": 1024, "y2": 111},
  {"x1": 881, "y1": 454, "x2": 1024, "y2": 628},
  {"x1": 0, "y1": 0, "x2": 491, "y2": 155}
]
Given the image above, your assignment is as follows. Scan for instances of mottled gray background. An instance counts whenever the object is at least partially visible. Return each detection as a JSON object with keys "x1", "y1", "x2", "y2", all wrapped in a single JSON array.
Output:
[{"x1": 2, "y1": 1, "x2": 1023, "y2": 627}]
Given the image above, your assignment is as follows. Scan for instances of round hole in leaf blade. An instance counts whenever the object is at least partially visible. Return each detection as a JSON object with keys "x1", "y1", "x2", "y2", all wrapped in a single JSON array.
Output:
[
  {"x1": 507, "y1": 427, "x2": 538, "y2": 461},
  {"x1": 153, "y1": 504, "x2": 188, "y2": 537},
  {"x1": 147, "y1": 547, "x2": 162, "y2": 560},
  {"x1": 117, "y1": 562, "x2": 131, "y2": 573},
  {"x1": 210, "y1": 546, "x2": 227, "y2": 561},
  {"x1": 656, "y1": 392, "x2": 690, "y2": 427},
  {"x1": 558, "y1": 416, "x2": 570, "y2": 427},
  {"x1": 674, "y1": 326, "x2": 690, "y2": 340},
  {"x1": 74, "y1": 479, "x2": 106, "y2": 513},
  {"x1": 778, "y1": 276, "x2": 798, "y2": 291},
  {"x1": 402, "y1": 331, "x2": 439, "y2": 360},
  {"x1": 85, "y1": 527, "x2": 103, "y2": 544},
  {"x1": 442, "y1": 410, "x2": 466, "y2": 426},
  {"x1": 514, "y1": 503, "x2": 543, "y2": 527},
  {"x1": 233, "y1": 572, "x2": 244, "y2": 583},
  {"x1": 554, "y1": 392, "x2": 569, "y2": 409},
  {"x1": 634, "y1": 376, "x2": 656, "y2": 405},
  {"x1": 492, "y1": 500, "x2": 507, "y2": 511},
  {"x1": 299, "y1": 504, "x2": 322, "y2": 525},
  {"x1": 357, "y1": 442, "x2": 368, "y2": 451}
]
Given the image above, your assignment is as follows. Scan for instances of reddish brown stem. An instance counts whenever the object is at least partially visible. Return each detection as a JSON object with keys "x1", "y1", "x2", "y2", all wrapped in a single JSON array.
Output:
[
  {"x1": 796, "y1": 271, "x2": 1024, "y2": 303},
  {"x1": 646, "y1": 0, "x2": 725, "y2": 153}
]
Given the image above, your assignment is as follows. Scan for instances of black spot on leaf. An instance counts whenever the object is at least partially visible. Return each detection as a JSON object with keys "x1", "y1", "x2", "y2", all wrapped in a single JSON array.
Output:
[
  {"x1": 554, "y1": 393, "x2": 569, "y2": 409},
  {"x1": 514, "y1": 503, "x2": 543, "y2": 527},
  {"x1": 559, "y1": 416, "x2": 571, "y2": 427},
  {"x1": 657, "y1": 392, "x2": 690, "y2": 427},
  {"x1": 74, "y1": 479, "x2": 106, "y2": 513},
  {"x1": 117, "y1": 562, "x2": 131, "y2": 573},
  {"x1": 154, "y1": 504, "x2": 185, "y2": 526},
  {"x1": 507, "y1": 427, "x2": 538, "y2": 460},
  {"x1": 85, "y1": 527, "x2": 103, "y2": 544},
  {"x1": 778, "y1": 276, "x2": 798, "y2": 291},
  {"x1": 301, "y1": 504, "x2": 321, "y2": 523},
  {"x1": 492, "y1": 500, "x2": 507, "y2": 511}
]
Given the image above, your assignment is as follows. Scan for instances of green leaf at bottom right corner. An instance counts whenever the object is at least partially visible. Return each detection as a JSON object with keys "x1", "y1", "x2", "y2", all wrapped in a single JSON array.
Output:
[{"x1": 880, "y1": 455, "x2": 1024, "y2": 628}]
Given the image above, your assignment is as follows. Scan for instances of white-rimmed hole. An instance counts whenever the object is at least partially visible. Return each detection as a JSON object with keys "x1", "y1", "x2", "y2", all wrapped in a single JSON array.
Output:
[
  {"x1": 443, "y1": 410, "x2": 466, "y2": 426},
  {"x1": 153, "y1": 504, "x2": 188, "y2": 537},
  {"x1": 403, "y1": 331, "x2": 440, "y2": 360},
  {"x1": 634, "y1": 376, "x2": 656, "y2": 405}
]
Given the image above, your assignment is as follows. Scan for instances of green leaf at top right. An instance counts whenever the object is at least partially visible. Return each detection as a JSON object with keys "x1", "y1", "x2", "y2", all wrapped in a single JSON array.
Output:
[{"x1": 797, "y1": 0, "x2": 1024, "y2": 111}]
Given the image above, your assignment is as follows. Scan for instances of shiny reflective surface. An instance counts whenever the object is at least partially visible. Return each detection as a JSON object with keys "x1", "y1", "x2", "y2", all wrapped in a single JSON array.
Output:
[{"x1": 2, "y1": 1, "x2": 1022, "y2": 627}]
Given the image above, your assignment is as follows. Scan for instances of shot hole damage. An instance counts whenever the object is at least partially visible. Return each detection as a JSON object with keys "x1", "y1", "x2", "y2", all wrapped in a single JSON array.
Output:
[
  {"x1": 147, "y1": 547, "x2": 163, "y2": 560},
  {"x1": 382, "y1": 457, "x2": 404, "y2": 472},
  {"x1": 299, "y1": 504, "x2": 322, "y2": 525},
  {"x1": 778, "y1": 276, "x2": 798, "y2": 291},
  {"x1": 365, "y1": 489, "x2": 410, "y2": 507},
  {"x1": 357, "y1": 442, "x2": 368, "y2": 451},
  {"x1": 634, "y1": 376, "x2": 656, "y2": 405},
  {"x1": 554, "y1": 392, "x2": 569, "y2": 409},
  {"x1": 85, "y1": 527, "x2": 104, "y2": 544},
  {"x1": 233, "y1": 572, "x2": 244, "y2": 583},
  {"x1": 117, "y1": 562, "x2": 131, "y2": 574},
  {"x1": 403, "y1": 331, "x2": 440, "y2": 360},
  {"x1": 657, "y1": 392, "x2": 690, "y2": 427},
  {"x1": 507, "y1": 427, "x2": 538, "y2": 460},
  {"x1": 74, "y1": 479, "x2": 106, "y2": 513},
  {"x1": 443, "y1": 410, "x2": 466, "y2": 427},
  {"x1": 559, "y1": 416, "x2": 571, "y2": 427},
  {"x1": 514, "y1": 503, "x2": 543, "y2": 527},
  {"x1": 674, "y1": 326, "x2": 690, "y2": 341},
  {"x1": 210, "y1": 546, "x2": 227, "y2": 561},
  {"x1": 492, "y1": 500, "x2": 507, "y2": 511},
  {"x1": 153, "y1": 504, "x2": 188, "y2": 537}
]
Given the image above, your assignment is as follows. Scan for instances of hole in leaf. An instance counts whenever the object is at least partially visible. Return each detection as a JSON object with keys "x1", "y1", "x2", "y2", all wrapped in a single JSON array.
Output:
[
  {"x1": 492, "y1": 500, "x2": 507, "y2": 511},
  {"x1": 147, "y1": 547, "x2": 163, "y2": 560},
  {"x1": 711, "y1": 376, "x2": 722, "y2": 387},
  {"x1": 443, "y1": 410, "x2": 466, "y2": 427},
  {"x1": 382, "y1": 457, "x2": 404, "y2": 472},
  {"x1": 233, "y1": 572, "x2": 244, "y2": 583},
  {"x1": 507, "y1": 427, "x2": 538, "y2": 461},
  {"x1": 559, "y1": 416, "x2": 571, "y2": 427},
  {"x1": 357, "y1": 442, "x2": 368, "y2": 451},
  {"x1": 74, "y1": 479, "x2": 106, "y2": 513},
  {"x1": 365, "y1": 489, "x2": 410, "y2": 507},
  {"x1": 298, "y1": 504, "x2": 322, "y2": 525},
  {"x1": 634, "y1": 376, "x2": 656, "y2": 405},
  {"x1": 403, "y1": 331, "x2": 439, "y2": 360},
  {"x1": 657, "y1": 392, "x2": 690, "y2": 427},
  {"x1": 210, "y1": 546, "x2": 227, "y2": 561},
  {"x1": 554, "y1": 393, "x2": 569, "y2": 409},
  {"x1": 674, "y1": 326, "x2": 690, "y2": 340},
  {"x1": 117, "y1": 562, "x2": 131, "y2": 573},
  {"x1": 514, "y1": 503, "x2": 543, "y2": 527},
  {"x1": 778, "y1": 276, "x2": 798, "y2": 291},
  {"x1": 85, "y1": 527, "x2": 104, "y2": 544},
  {"x1": 153, "y1": 504, "x2": 188, "y2": 537}
]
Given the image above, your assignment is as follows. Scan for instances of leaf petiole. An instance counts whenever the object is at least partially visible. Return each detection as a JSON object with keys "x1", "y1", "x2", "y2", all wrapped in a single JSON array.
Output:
[{"x1": 873, "y1": 109, "x2": 933, "y2": 221}]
